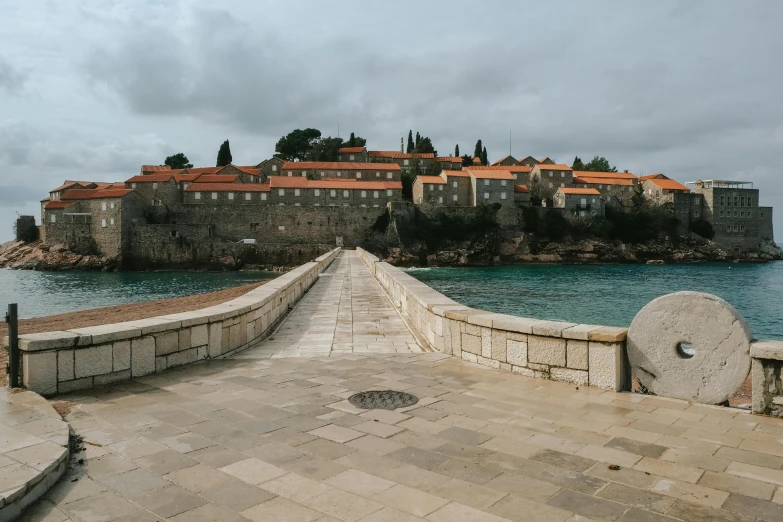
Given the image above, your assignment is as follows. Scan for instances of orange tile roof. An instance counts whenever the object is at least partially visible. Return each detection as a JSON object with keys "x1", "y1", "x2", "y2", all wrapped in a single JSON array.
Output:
[
  {"x1": 186, "y1": 183, "x2": 271, "y2": 192},
  {"x1": 61, "y1": 189, "x2": 99, "y2": 200},
  {"x1": 473, "y1": 157, "x2": 482, "y2": 164},
  {"x1": 92, "y1": 189, "x2": 134, "y2": 198},
  {"x1": 195, "y1": 174, "x2": 240, "y2": 184},
  {"x1": 442, "y1": 170, "x2": 470, "y2": 178},
  {"x1": 514, "y1": 184, "x2": 529, "y2": 193},
  {"x1": 467, "y1": 169, "x2": 514, "y2": 180},
  {"x1": 536, "y1": 164, "x2": 572, "y2": 171},
  {"x1": 338, "y1": 147, "x2": 366, "y2": 153},
  {"x1": 559, "y1": 188, "x2": 601, "y2": 195},
  {"x1": 126, "y1": 174, "x2": 174, "y2": 183},
  {"x1": 574, "y1": 176, "x2": 634, "y2": 186},
  {"x1": 368, "y1": 151, "x2": 435, "y2": 160},
  {"x1": 44, "y1": 201, "x2": 76, "y2": 209},
  {"x1": 539, "y1": 157, "x2": 552, "y2": 163},
  {"x1": 573, "y1": 170, "x2": 636, "y2": 180},
  {"x1": 187, "y1": 167, "x2": 222, "y2": 175},
  {"x1": 647, "y1": 178, "x2": 690, "y2": 192},
  {"x1": 41, "y1": 197, "x2": 50, "y2": 202},
  {"x1": 470, "y1": 165, "x2": 532, "y2": 173},
  {"x1": 436, "y1": 156, "x2": 461, "y2": 162},
  {"x1": 491, "y1": 155, "x2": 516, "y2": 165},
  {"x1": 234, "y1": 166, "x2": 262, "y2": 176},
  {"x1": 174, "y1": 174, "x2": 201, "y2": 182},
  {"x1": 639, "y1": 173, "x2": 667, "y2": 181},
  {"x1": 416, "y1": 175, "x2": 447, "y2": 185},
  {"x1": 309, "y1": 180, "x2": 402, "y2": 190},
  {"x1": 282, "y1": 161, "x2": 401, "y2": 171},
  {"x1": 141, "y1": 165, "x2": 171, "y2": 173},
  {"x1": 50, "y1": 181, "x2": 89, "y2": 192},
  {"x1": 270, "y1": 177, "x2": 309, "y2": 188}
]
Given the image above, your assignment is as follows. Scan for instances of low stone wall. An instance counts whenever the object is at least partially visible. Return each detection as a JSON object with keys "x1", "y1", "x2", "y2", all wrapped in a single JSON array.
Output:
[
  {"x1": 751, "y1": 340, "x2": 783, "y2": 416},
  {"x1": 357, "y1": 248, "x2": 629, "y2": 390},
  {"x1": 18, "y1": 248, "x2": 341, "y2": 396}
]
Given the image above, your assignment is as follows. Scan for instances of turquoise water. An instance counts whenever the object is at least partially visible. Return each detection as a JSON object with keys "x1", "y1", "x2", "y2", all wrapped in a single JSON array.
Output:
[
  {"x1": 0, "y1": 269, "x2": 279, "y2": 319},
  {"x1": 408, "y1": 262, "x2": 783, "y2": 340}
]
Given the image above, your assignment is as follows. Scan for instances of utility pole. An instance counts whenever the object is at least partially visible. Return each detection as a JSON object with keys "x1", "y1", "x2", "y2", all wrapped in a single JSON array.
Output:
[{"x1": 337, "y1": 123, "x2": 340, "y2": 139}]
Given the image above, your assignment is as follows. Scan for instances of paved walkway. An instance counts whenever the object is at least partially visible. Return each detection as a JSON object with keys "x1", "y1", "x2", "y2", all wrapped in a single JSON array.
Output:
[{"x1": 16, "y1": 251, "x2": 783, "y2": 522}]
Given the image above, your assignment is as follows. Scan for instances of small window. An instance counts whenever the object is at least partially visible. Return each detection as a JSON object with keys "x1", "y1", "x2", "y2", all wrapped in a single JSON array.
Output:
[
  {"x1": 110, "y1": 218, "x2": 115, "y2": 225},
  {"x1": 331, "y1": 190, "x2": 336, "y2": 197},
  {"x1": 314, "y1": 189, "x2": 320, "y2": 196},
  {"x1": 287, "y1": 172, "x2": 292, "y2": 176},
  {"x1": 719, "y1": 210, "x2": 724, "y2": 217},
  {"x1": 336, "y1": 172, "x2": 341, "y2": 177},
  {"x1": 720, "y1": 196, "x2": 725, "y2": 205},
  {"x1": 438, "y1": 196, "x2": 443, "y2": 204},
  {"x1": 740, "y1": 197, "x2": 745, "y2": 206},
  {"x1": 548, "y1": 172, "x2": 553, "y2": 177},
  {"x1": 228, "y1": 192, "x2": 234, "y2": 200},
  {"x1": 748, "y1": 212, "x2": 752, "y2": 218},
  {"x1": 343, "y1": 190, "x2": 349, "y2": 198},
  {"x1": 131, "y1": 183, "x2": 137, "y2": 189},
  {"x1": 245, "y1": 193, "x2": 251, "y2": 200},
  {"x1": 50, "y1": 214, "x2": 56, "y2": 223},
  {"x1": 152, "y1": 182, "x2": 158, "y2": 189},
  {"x1": 386, "y1": 190, "x2": 392, "y2": 196},
  {"x1": 733, "y1": 225, "x2": 738, "y2": 232},
  {"x1": 429, "y1": 185, "x2": 434, "y2": 191},
  {"x1": 734, "y1": 196, "x2": 738, "y2": 206},
  {"x1": 295, "y1": 202, "x2": 300, "y2": 206},
  {"x1": 387, "y1": 173, "x2": 392, "y2": 179},
  {"x1": 484, "y1": 179, "x2": 489, "y2": 186},
  {"x1": 170, "y1": 230, "x2": 176, "y2": 237},
  {"x1": 349, "y1": 155, "x2": 354, "y2": 160},
  {"x1": 452, "y1": 195, "x2": 458, "y2": 201},
  {"x1": 101, "y1": 218, "x2": 107, "y2": 228},
  {"x1": 561, "y1": 172, "x2": 565, "y2": 178},
  {"x1": 212, "y1": 192, "x2": 217, "y2": 200},
  {"x1": 376, "y1": 172, "x2": 380, "y2": 178},
  {"x1": 361, "y1": 191, "x2": 366, "y2": 198},
  {"x1": 301, "y1": 172, "x2": 306, "y2": 177},
  {"x1": 513, "y1": 173, "x2": 517, "y2": 180},
  {"x1": 740, "y1": 211, "x2": 744, "y2": 218},
  {"x1": 501, "y1": 193, "x2": 507, "y2": 200},
  {"x1": 373, "y1": 191, "x2": 379, "y2": 198},
  {"x1": 272, "y1": 165, "x2": 277, "y2": 172},
  {"x1": 278, "y1": 225, "x2": 285, "y2": 231},
  {"x1": 261, "y1": 193, "x2": 267, "y2": 200},
  {"x1": 740, "y1": 225, "x2": 745, "y2": 232},
  {"x1": 404, "y1": 159, "x2": 409, "y2": 166},
  {"x1": 438, "y1": 185, "x2": 443, "y2": 191},
  {"x1": 321, "y1": 171, "x2": 325, "y2": 176},
  {"x1": 484, "y1": 192, "x2": 489, "y2": 199},
  {"x1": 734, "y1": 211, "x2": 738, "y2": 217},
  {"x1": 694, "y1": 210, "x2": 700, "y2": 217},
  {"x1": 110, "y1": 202, "x2": 115, "y2": 209},
  {"x1": 294, "y1": 189, "x2": 300, "y2": 197},
  {"x1": 726, "y1": 225, "x2": 731, "y2": 232},
  {"x1": 356, "y1": 172, "x2": 362, "y2": 179},
  {"x1": 500, "y1": 180, "x2": 507, "y2": 187},
  {"x1": 101, "y1": 202, "x2": 107, "y2": 211},
  {"x1": 279, "y1": 189, "x2": 285, "y2": 196}
]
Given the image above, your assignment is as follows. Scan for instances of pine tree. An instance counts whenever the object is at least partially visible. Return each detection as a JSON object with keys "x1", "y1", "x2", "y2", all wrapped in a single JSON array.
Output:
[
  {"x1": 216, "y1": 140, "x2": 232, "y2": 167},
  {"x1": 474, "y1": 139, "x2": 482, "y2": 159},
  {"x1": 572, "y1": 156, "x2": 585, "y2": 170},
  {"x1": 455, "y1": 144, "x2": 459, "y2": 157},
  {"x1": 407, "y1": 130, "x2": 414, "y2": 153},
  {"x1": 348, "y1": 132, "x2": 356, "y2": 147},
  {"x1": 481, "y1": 146, "x2": 488, "y2": 166}
]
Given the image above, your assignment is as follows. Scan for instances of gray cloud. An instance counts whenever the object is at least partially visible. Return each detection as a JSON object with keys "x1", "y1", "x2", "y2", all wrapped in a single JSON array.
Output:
[{"x1": 0, "y1": 56, "x2": 27, "y2": 93}]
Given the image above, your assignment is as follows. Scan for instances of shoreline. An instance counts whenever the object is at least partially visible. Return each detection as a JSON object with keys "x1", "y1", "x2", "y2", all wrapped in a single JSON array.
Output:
[{"x1": 0, "y1": 280, "x2": 269, "y2": 386}]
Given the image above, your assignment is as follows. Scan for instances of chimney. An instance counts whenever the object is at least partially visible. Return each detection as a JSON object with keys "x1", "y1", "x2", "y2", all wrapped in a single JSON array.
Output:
[
  {"x1": 401, "y1": 137, "x2": 404, "y2": 153},
  {"x1": 624, "y1": 170, "x2": 628, "y2": 173}
]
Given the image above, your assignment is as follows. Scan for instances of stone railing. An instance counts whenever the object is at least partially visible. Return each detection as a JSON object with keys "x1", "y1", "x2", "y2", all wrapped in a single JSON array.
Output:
[
  {"x1": 751, "y1": 340, "x2": 783, "y2": 416},
  {"x1": 356, "y1": 248, "x2": 629, "y2": 391},
  {"x1": 18, "y1": 248, "x2": 341, "y2": 396}
]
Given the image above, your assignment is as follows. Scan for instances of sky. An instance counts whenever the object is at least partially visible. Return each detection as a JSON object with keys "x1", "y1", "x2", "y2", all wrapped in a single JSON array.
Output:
[{"x1": 1, "y1": 0, "x2": 781, "y2": 243}]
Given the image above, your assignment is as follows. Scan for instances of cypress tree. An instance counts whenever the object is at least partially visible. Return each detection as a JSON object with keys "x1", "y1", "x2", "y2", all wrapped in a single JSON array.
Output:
[
  {"x1": 481, "y1": 146, "x2": 488, "y2": 166},
  {"x1": 474, "y1": 139, "x2": 482, "y2": 159},
  {"x1": 415, "y1": 132, "x2": 421, "y2": 151},
  {"x1": 455, "y1": 144, "x2": 459, "y2": 157},
  {"x1": 348, "y1": 132, "x2": 356, "y2": 147},
  {"x1": 216, "y1": 140, "x2": 232, "y2": 167},
  {"x1": 407, "y1": 130, "x2": 414, "y2": 153}
]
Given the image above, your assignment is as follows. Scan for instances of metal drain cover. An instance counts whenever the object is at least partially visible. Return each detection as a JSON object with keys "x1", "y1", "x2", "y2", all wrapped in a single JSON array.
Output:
[{"x1": 348, "y1": 390, "x2": 418, "y2": 410}]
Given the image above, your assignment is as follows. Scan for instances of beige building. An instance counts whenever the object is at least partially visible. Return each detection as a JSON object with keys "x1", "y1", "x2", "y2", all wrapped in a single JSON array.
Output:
[
  {"x1": 553, "y1": 187, "x2": 605, "y2": 216},
  {"x1": 280, "y1": 161, "x2": 402, "y2": 181}
]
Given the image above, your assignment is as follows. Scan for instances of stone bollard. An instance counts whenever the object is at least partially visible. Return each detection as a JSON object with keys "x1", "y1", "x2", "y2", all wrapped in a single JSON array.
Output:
[{"x1": 627, "y1": 291, "x2": 752, "y2": 405}]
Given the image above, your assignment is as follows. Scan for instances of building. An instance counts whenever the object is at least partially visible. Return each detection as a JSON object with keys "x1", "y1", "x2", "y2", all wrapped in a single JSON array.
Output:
[
  {"x1": 491, "y1": 155, "x2": 519, "y2": 166},
  {"x1": 140, "y1": 165, "x2": 172, "y2": 175},
  {"x1": 514, "y1": 184, "x2": 531, "y2": 205},
  {"x1": 641, "y1": 176, "x2": 690, "y2": 204},
  {"x1": 337, "y1": 147, "x2": 369, "y2": 162},
  {"x1": 469, "y1": 165, "x2": 533, "y2": 185},
  {"x1": 467, "y1": 168, "x2": 514, "y2": 207},
  {"x1": 517, "y1": 156, "x2": 539, "y2": 167},
  {"x1": 435, "y1": 156, "x2": 463, "y2": 170},
  {"x1": 531, "y1": 164, "x2": 574, "y2": 197},
  {"x1": 368, "y1": 151, "x2": 435, "y2": 173},
  {"x1": 412, "y1": 175, "x2": 448, "y2": 206},
  {"x1": 256, "y1": 157, "x2": 285, "y2": 178},
  {"x1": 539, "y1": 157, "x2": 555, "y2": 165},
  {"x1": 573, "y1": 171, "x2": 638, "y2": 205},
  {"x1": 688, "y1": 180, "x2": 763, "y2": 251},
  {"x1": 280, "y1": 161, "x2": 402, "y2": 181},
  {"x1": 553, "y1": 187, "x2": 605, "y2": 217}
]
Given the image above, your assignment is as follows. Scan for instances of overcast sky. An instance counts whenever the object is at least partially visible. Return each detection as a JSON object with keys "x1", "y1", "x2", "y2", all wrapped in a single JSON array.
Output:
[{"x1": 1, "y1": 0, "x2": 781, "y2": 242}]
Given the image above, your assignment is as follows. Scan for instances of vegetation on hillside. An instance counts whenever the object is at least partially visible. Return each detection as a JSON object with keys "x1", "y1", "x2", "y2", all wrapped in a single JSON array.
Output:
[
  {"x1": 164, "y1": 153, "x2": 193, "y2": 169},
  {"x1": 274, "y1": 128, "x2": 367, "y2": 162}
]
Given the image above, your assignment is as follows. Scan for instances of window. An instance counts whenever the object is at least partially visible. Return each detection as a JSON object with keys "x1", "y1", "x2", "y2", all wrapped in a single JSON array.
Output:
[
  {"x1": 301, "y1": 172, "x2": 306, "y2": 177},
  {"x1": 131, "y1": 183, "x2": 137, "y2": 189},
  {"x1": 734, "y1": 196, "x2": 738, "y2": 206},
  {"x1": 278, "y1": 225, "x2": 285, "y2": 231},
  {"x1": 549, "y1": 182, "x2": 553, "y2": 188},
  {"x1": 740, "y1": 211, "x2": 744, "y2": 218},
  {"x1": 694, "y1": 210, "x2": 700, "y2": 217},
  {"x1": 294, "y1": 189, "x2": 300, "y2": 197},
  {"x1": 741, "y1": 197, "x2": 745, "y2": 206},
  {"x1": 349, "y1": 155, "x2": 354, "y2": 161},
  {"x1": 212, "y1": 192, "x2": 217, "y2": 200},
  {"x1": 314, "y1": 189, "x2": 320, "y2": 196},
  {"x1": 110, "y1": 218, "x2": 115, "y2": 225},
  {"x1": 513, "y1": 174, "x2": 517, "y2": 180},
  {"x1": 101, "y1": 202, "x2": 107, "y2": 211},
  {"x1": 484, "y1": 192, "x2": 490, "y2": 199},
  {"x1": 386, "y1": 190, "x2": 392, "y2": 196},
  {"x1": 245, "y1": 193, "x2": 251, "y2": 200},
  {"x1": 429, "y1": 185, "x2": 434, "y2": 191},
  {"x1": 598, "y1": 184, "x2": 603, "y2": 189},
  {"x1": 733, "y1": 225, "x2": 738, "y2": 232},
  {"x1": 438, "y1": 197, "x2": 443, "y2": 204},
  {"x1": 376, "y1": 172, "x2": 380, "y2": 178},
  {"x1": 720, "y1": 196, "x2": 725, "y2": 205},
  {"x1": 501, "y1": 180, "x2": 507, "y2": 187},
  {"x1": 404, "y1": 159, "x2": 409, "y2": 166},
  {"x1": 438, "y1": 185, "x2": 443, "y2": 191},
  {"x1": 501, "y1": 193, "x2": 507, "y2": 200},
  {"x1": 261, "y1": 193, "x2": 267, "y2": 200},
  {"x1": 726, "y1": 225, "x2": 731, "y2": 232},
  {"x1": 152, "y1": 183, "x2": 158, "y2": 189},
  {"x1": 484, "y1": 179, "x2": 489, "y2": 186},
  {"x1": 110, "y1": 202, "x2": 115, "y2": 209},
  {"x1": 740, "y1": 225, "x2": 745, "y2": 232},
  {"x1": 101, "y1": 218, "x2": 107, "y2": 228},
  {"x1": 331, "y1": 190, "x2": 336, "y2": 197},
  {"x1": 734, "y1": 211, "x2": 738, "y2": 217},
  {"x1": 194, "y1": 192, "x2": 201, "y2": 200},
  {"x1": 561, "y1": 172, "x2": 565, "y2": 178},
  {"x1": 279, "y1": 189, "x2": 285, "y2": 196},
  {"x1": 748, "y1": 212, "x2": 752, "y2": 218},
  {"x1": 228, "y1": 192, "x2": 234, "y2": 200},
  {"x1": 361, "y1": 191, "x2": 366, "y2": 198},
  {"x1": 250, "y1": 223, "x2": 260, "y2": 231},
  {"x1": 287, "y1": 172, "x2": 292, "y2": 177},
  {"x1": 336, "y1": 172, "x2": 341, "y2": 177},
  {"x1": 50, "y1": 214, "x2": 56, "y2": 223},
  {"x1": 272, "y1": 165, "x2": 277, "y2": 172},
  {"x1": 548, "y1": 172, "x2": 553, "y2": 177},
  {"x1": 356, "y1": 172, "x2": 362, "y2": 179},
  {"x1": 321, "y1": 171, "x2": 325, "y2": 176},
  {"x1": 373, "y1": 191, "x2": 379, "y2": 198},
  {"x1": 561, "y1": 183, "x2": 565, "y2": 188},
  {"x1": 452, "y1": 181, "x2": 457, "y2": 188},
  {"x1": 170, "y1": 230, "x2": 177, "y2": 237},
  {"x1": 295, "y1": 203, "x2": 300, "y2": 206},
  {"x1": 387, "y1": 173, "x2": 392, "y2": 179},
  {"x1": 452, "y1": 195, "x2": 458, "y2": 202},
  {"x1": 719, "y1": 210, "x2": 724, "y2": 217},
  {"x1": 343, "y1": 190, "x2": 349, "y2": 198}
]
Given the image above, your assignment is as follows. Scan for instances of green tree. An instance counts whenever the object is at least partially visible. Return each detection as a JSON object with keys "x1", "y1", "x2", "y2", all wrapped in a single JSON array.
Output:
[
  {"x1": 274, "y1": 128, "x2": 322, "y2": 161},
  {"x1": 572, "y1": 156, "x2": 585, "y2": 170},
  {"x1": 306, "y1": 136, "x2": 344, "y2": 162},
  {"x1": 461, "y1": 154, "x2": 473, "y2": 166},
  {"x1": 474, "y1": 139, "x2": 483, "y2": 159},
  {"x1": 480, "y1": 146, "x2": 488, "y2": 166},
  {"x1": 407, "y1": 130, "x2": 414, "y2": 153},
  {"x1": 424, "y1": 161, "x2": 443, "y2": 176},
  {"x1": 415, "y1": 132, "x2": 421, "y2": 150},
  {"x1": 415, "y1": 136, "x2": 437, "y2": 155},
  {"x1": 164, "y1": 153, "x2": 193, "y2": 169},
  {"x1": 348, "y1": 132, "x2": 356, "y2": 147},
  {"x1": 216, "y1": 140, "x2": 232, "y2": 167},
  {"x1": 583, "y1": 156, "x2": 617, "y2": 172},
  {"x1": 348, "y1": 133, "x2": 367, "y2": 147},
  {"x1": 455, "y1": 144, "x2": 459, "y2": 157}
]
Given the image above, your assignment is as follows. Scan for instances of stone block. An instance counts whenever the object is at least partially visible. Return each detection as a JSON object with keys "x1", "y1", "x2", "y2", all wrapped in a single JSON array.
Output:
[
  {"x1": 551, "y1": 368, "x2": 589, "y2": 385},
  {"x1": 491, "y1": 330, "x2": 507, "y2": 362},
  {"x1": 191, "y1": 324, "x2": 209, "y2": 347},
  {"x1": 511, "y1": 365, "x2": 535, "y2": 378},
  {"x1": 566, "y1": 340, "x2": 589, "y2": 370},
  {"x1": 751, "y1": 359, "x2": 767, "y2": 414},
  {"x1": 442, "y1": 318, "x2": 453, "y2": 355},
  {"x1": 167, "y1": 348, "x2": 198, "y2": 368},
  {"x1": 246, "y1": 321, "x2": 256, "y2": 343},
  {"x1": 589, "y1": 342, "x2": 625, "y2": 391},
  {"x1": 221, "y1": 323, "x2": 230, "y2": 353},
  {"x1": 154, "y1": 331, "x2": 179, "y2": 356},
  {"x1": 75, "y1": 344, "x2": 113, "y2": 378},
  {"x1": 507, "y1": 339, "x2": 528, "y2": 367},
  {"x1": 113, "y1": 341, "x2": 131, "y2": 372},
  {"x1": 465, "y1": 323, "x2": 481, "y2": 336},
  {"x1": 462, "y1": 333, "x2": 481, "y2": 355},
  {"x1": 23, "y1": 352, "x2": 57, "y2": 396},
  {"x1": 450, "y1": 320, "x2": 462, "y2": 357},
  {"x1": 70, "y1": 324, "x2": 141, "y2": 345},
  {"x1": 499, "y1": 362, "x2": 511, "y2": 372},
  {"x1": 178, "y1": 328, "x2": 191, "y2": 352},
  {"x1": 156, "y1": 356, "x2": 167, "y2": 372},
  {"x1": 461, "y1": 352, "x2": 478, "y2": 363},
  {"x1": 434, "y1": 315, "x2": 443, "y2": 336},
  {"x1": 588, "y1": 326, "x2": 628, "y2": 342},
  {"x1": 156, "y1": 310, "x2": 210, "y2": 327},
  {"x1": 467, "y1": 313, "x2": 500, "y2": 328},
  {"x1": 476, "y1": 355, "x2": 501, "y2": 369},
  {"x1": 94, "y1": 370, "x2": 131, "y2": 387},
  {"x1": 197, "y1": 346, "x2": 208, "y2": 360},
  {"x1": 229, "y1": 323, "x2": 242, "y2": 351},
  {"x1": 118, "y1": 317, "x2": 181, "y2": 335},
  {"x1": 492, "y1": 316, "x2": 544, "y2": 335},
  {"x1": 481, "y1": 328, "x2": 492, "y2": 358},
  {"x1": 528, "y1": 336, "x2": 566, "y2": 367},
  {"x1": 208, "y1": 323, "x2": 223, "y2": 358},
  {"x1": 562, "y1": 324, "x2": 602, "y2": 341},
  {"x1": 532, "y1": 321, "x2": 578, "y2": 338},
  {"x1": 750, "y1": 340, "x2": 783, "y2": 361},
  {"x1": 527, "y1": 362, "x2": 550, "y2": 373},
  {"x1": 131, "y1": 336, "x2": 155, "y2": 377},
  {"x1": 57, "y1": 350, "x2": 74, "y2": 382},
  {"x1": 19, "y1": 331, "x2": 80, "y2": 352},
  {"x1": 58, "y1": 377, "x2": 93, "y2": 394}
]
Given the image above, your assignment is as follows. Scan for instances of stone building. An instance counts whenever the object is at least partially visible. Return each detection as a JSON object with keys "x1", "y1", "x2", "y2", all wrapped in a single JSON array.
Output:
[
  {"x1": 280, "y1": 161, "x2": 402, "y2": 181},
  {"x1": 531, "y1": 164, "x2": 574, "y2": 193},
  {"x1": 140, "y1": 165, "x2": 171, "y2": 175},
  {"x1": 469, "y1": 165, "x2": 533, "y2": 185},
  {"x1": 689, "y1": 180, "x2": 763, "y2": 251},
  {"x1": 517, "y1": 156, "x2": 539, "y2": 167},
  {"x1": 367, "y1": 151, "x2": 435, "y2": 173},
  {"x1": 514, "y1": 184, "x2": 531, "y2": 205},
  {"x1": 267, "y1": 177, "x2": 402, "y2": 207},
  {"x1": 412, "y1": 175, "x2": 448, "y2": 206},
  {"x1": 641, "y1": 176, "x2": 690, "y2": 204},
  {"x1": 539, "y1": 157, "x2": 555, "y2": 165},
  {"x1": 215, "y1": 164, "x2": 264, "y2": 183},
  {"x1": 337, "y1": 147, "x2": 369, "y2": 162},
  {"x1": 435, "y1": 156, "x2": 463, "y2": 170},
  {"x1": 491, "y1": 155, "x2": 519, "y2": 166},
  {"x1": 467, "y1": 168, "x2": 514, "y2": 207},
  {"x1": 573, "y1": 171, "x2": 638, "y2": 206},
  {"x1": 257, "y1": 157, "x2": 285, "y2": 178},
  {"x1": 125, "y1": 173, "x2": 180, "y2": 209},
  {"x1": 553, "y1": 187, "x2": 605, "y2": 217},
  {"x1": 184, "y1": 183, "x2": 271, "y2": 206}
]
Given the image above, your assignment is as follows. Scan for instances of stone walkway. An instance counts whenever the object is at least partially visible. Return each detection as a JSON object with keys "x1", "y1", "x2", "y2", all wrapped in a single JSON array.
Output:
[{"x1": 16, "y1": 251, "x2": 783, "y2": 522}]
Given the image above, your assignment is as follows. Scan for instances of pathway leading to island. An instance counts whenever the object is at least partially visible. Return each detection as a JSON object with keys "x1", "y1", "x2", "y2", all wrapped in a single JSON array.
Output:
[{"x1": 14, "y1": 251, "x2": 783, "y2": 522}]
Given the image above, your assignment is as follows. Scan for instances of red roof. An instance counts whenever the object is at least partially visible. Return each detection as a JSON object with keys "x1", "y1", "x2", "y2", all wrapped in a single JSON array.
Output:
[
  {"x1": 470, "y1": 165, "x2": 532, "y2": 173},
  {"x1": 514, "y1": 184, "x2": 529, "y2": 193},
  {"x1": 269, "y1": 177, "x2": 401, "y2": 190},
  {"x1": 436, "y1": 156, "x2": 461, "y2": 162},
  {"x1": 646, "y1": 178, "x2": 690, "y2": 192},
  {"x1": 467, "y1": 169, "x2": 514, "y2": 180},
  {"x1": 368, "y1": 151, "x2": 435, "y2": 160},
  {"x1": 126, "y1": 174, "x2": 174, "y2": 183},
  {"x1": 51, "y1": 181, "x2": 89, "y2": 193},
  {"x1": 233, "y1": 166, "x2": 262, "y2": 176},
  {"x1": 44, "y1": 201, "x2": 76, "y2": 209},
  {"x1": 639, "y1": 174, "x2": 667, "y2": 181},
  {"x1": 442, "y1": 170, "x2": 470, "y2": 178},
  {"x1": 186, "y1": 167, "x2": 222, "y2": 175},
  {"x1": 141, "y1": 165, "x2": 171, "y2": 173},
  {"x1": 559, "y1": 188, "x2": 601, "y2": 195},
  {"x1": 174, "y1": 174, "x2": 201, "y2": 182},
  {"x1": 416, "y1": 175, "x2": 447, "y2": 185},
  {"x1": 491, "y1": 155, "x2": 517, "y2": 165},
  {"x1": 61, "y1": 189, "x2": 98, "y2": 200},
  {"x1": 473, "y1": 157, "x2": 482, "y2": 164},
  {"x1": 338, "y1": 147, "x2": 366, "y2": 154},
  {"x1": 195, "y1": 174, "x2": 239, "y2": 184},
  {"x1": 281, "y1": 162, "x2": 400, "y2": 171},
  {"x1": 574, "y1": 176, "x2": 634, "y2": 186},
  {"x1": 536, "y1": 164, "x2": 572, "y2": 171},
  {"x1": 186, "y1": 183, "x2": 271, "y2": 193},
  {"x1": 92, "y1": 189, "x2": 133, "y2": 198},
  {"x1": 573, "y1": 170, "x2": 636, "y2": 180}
]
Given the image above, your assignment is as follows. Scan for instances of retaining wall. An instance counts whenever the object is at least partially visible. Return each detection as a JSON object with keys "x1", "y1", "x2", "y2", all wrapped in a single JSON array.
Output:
[
  {"x1": 17, "y1": 248, "x2": 341, "y2": 396},
  {"x1": 357, "y1": 248, "x2": 630, "y2": 390}
]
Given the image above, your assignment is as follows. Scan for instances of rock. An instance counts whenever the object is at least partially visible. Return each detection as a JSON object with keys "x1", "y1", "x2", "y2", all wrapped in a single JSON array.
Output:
[
  {"x1": 646, "y1": 260, "x2": 665, "y2": 265},
  {"x1": 627, "y1": 291, "x2": 752, "y2": 405}
]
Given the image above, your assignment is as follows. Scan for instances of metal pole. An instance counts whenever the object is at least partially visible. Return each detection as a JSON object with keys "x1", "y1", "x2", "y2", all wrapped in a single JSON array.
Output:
[{"x1": 6, "y1": 303, "x2": 19, "y2": 388}]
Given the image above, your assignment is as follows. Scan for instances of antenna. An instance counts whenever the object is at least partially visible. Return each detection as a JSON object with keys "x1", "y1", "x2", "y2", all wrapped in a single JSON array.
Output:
[
  {"x1": 338, "y1": 122, "x2": 340, "y2": 138},
  {"x1": 509, "y1": 129, "x2": 511, "y2": 155}
]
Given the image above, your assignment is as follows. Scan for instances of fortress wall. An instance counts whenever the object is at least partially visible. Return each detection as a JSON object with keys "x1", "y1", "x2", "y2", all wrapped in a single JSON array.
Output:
[
  {"x1": 16, "y1": 248, "x2": 341, "y2": 396},
  {"x1": 357, "y1": 247, "x2": 630, "y2": 391}
]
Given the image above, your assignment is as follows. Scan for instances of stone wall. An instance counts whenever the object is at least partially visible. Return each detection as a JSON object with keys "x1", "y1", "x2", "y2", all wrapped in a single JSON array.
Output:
[
  {"x1": 751, "y1": 340, "x2": 783, "y2": 416},
  {"x1": 357, "y1": 247, "x2": 629, "y2": 391},
  {"x1": 44, "y1": 222, "x2": 94, "y2": 253},
  {"x1": 17, "y1": 248, "x2": 341, "y2": 396}
]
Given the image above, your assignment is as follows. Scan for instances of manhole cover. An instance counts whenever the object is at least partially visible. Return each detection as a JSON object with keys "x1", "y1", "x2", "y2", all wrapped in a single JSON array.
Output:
[{"x1": 348, "y1": 390, "x2": 418, "y2": 410}]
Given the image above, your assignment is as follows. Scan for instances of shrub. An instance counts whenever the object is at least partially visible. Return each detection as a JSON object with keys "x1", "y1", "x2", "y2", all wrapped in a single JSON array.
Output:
[{"x1": 689, "y1": 218, "x2": 715, "y2": 239}]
